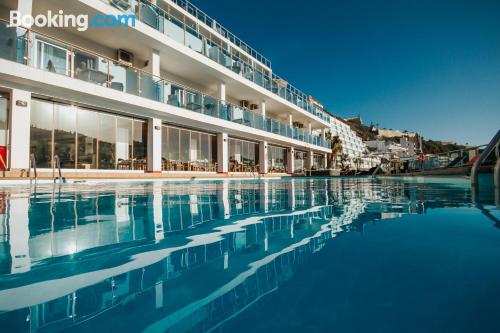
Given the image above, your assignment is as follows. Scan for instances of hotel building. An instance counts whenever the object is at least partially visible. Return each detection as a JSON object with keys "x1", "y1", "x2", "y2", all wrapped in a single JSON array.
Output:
[{"x1": 0, "y1": 0, "x2": 332, "y2": 177}]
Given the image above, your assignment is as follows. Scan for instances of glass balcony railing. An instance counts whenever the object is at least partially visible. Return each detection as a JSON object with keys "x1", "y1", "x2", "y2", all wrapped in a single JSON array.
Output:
[
  {"x1": 0, "y1": 21, "x2": 330, "y2": 149},
  {"x1": 98, "y1": 0, "x2": 330, "y2": 124}
]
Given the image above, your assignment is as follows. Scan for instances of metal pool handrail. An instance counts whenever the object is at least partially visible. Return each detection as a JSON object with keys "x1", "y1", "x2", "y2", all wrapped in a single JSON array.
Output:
[{"x1": 471, "y1": 129, "x2": 500, "y2": 186}]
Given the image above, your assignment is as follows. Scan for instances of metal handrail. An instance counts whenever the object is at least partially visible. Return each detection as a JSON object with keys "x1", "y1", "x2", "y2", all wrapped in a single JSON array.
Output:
[
  {"x1": 471, "y1": 130, "x2": 500, "y2": 186},
  {"x1": 29, "y1": 153, "x2": 37, "y2": 180},
  {"x1": 0, "y1": 18, "x2": 329, "y2": 149},
  {"x1": 54, "y1": 155, "x2": 64, "y2": 183}
]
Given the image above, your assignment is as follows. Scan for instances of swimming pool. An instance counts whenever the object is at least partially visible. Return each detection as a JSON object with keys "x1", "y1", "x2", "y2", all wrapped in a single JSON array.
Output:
[{"x1": 0, "y1": 177, "x2": 498, "y2": 332}]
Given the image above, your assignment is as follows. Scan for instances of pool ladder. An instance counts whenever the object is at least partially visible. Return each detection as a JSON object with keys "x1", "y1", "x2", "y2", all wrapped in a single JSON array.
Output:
[
  {"x1": 28, "y1": 153, "x2": 37, "y2": 181},
  {"x1": 471, "y1": 130, "x2": 500, "y2": 205},
  {"x1": 54, "y1": 155, "x2": 66, "y2": 184}
]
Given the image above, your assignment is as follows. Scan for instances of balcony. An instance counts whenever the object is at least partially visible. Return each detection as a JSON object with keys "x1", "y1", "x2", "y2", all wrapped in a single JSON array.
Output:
[
  {"x1": 0, "y1": 21, "x2": 330, "y2": 149},
  {"x1": 98, "y1": 0, "x2": 331, "y2": 124}
]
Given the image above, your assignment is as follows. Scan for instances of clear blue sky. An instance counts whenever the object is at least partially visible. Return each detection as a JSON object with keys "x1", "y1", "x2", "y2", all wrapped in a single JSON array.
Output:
[{"x1": 190, "y1": 0, "x2": 499, "y2": 145}]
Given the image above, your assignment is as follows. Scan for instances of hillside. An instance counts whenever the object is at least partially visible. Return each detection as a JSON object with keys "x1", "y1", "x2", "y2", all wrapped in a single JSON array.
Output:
[{"x1": 345, "y1": 118, "x2": 465, "y2": 154}]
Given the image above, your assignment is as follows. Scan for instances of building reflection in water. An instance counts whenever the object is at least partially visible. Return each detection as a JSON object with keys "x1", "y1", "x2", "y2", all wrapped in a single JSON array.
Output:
[{"x1": 0, "y1": 177, "x2": 487, "y2": 332}]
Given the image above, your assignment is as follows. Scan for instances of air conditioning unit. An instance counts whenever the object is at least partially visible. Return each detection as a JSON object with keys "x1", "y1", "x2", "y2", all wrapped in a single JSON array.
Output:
[
  {"x1": 110, "y1": 0, "x2": 131, "y2": 11},
  {"x1": 117, "y1": 49, "x2": 134, "y2": 66},
  {"x1": 239, "y1": 100, "x2": 249, "y2": 108},
  {"x1": 249, "y1": 104, "x2": 258, "y2": 110}
]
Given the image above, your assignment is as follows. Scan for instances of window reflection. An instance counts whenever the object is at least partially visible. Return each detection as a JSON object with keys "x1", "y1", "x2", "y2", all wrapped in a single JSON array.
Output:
[
  {"x1": 229, "y1": 138, "x2": 259, "y2": 172},
  {"x1": 268, "y1": 145, "x2": 287, "y2": 173},
  {"x1": 162, "y1": 125, "x2": 217, "y2": 171},
  {"x1": 29, "y1": 99, "x2": 148, "y2": 170}
]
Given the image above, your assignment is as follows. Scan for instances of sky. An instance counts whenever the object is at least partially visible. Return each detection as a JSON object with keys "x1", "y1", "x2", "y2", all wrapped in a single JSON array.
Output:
[{"x1": 189, "y1": 0, "x2": 500, "y2": 145}]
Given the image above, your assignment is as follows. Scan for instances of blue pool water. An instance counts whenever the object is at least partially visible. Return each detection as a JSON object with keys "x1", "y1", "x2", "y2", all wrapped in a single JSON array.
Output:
[{"x1": 0, "y1": 177, "x2": 498, "y2": 332}]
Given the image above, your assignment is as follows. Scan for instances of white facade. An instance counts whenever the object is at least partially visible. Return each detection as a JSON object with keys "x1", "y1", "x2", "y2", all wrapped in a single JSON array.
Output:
[
  {"x1": 329, "y1": 116, "x2": 377, "y2": 170},
  {"x1": 0, "y1": 0, "x2": 332, "y2": 176}
]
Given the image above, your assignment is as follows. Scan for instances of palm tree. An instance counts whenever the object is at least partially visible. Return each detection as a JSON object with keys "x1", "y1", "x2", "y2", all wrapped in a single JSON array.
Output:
[
  {"x1": 340, "y1": 153, "x2": 349, "y2": 168},
  {"x1": 325, "y1": 132, "x2": 343, "y2": 168}
]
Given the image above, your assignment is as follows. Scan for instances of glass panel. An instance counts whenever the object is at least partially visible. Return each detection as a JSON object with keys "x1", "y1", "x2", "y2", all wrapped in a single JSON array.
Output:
[
  {"x1": 190, "y1": 132, "x2": 199, "y2": 161},
  {"x1": 53, "y1": 104, "x2": 76, "y2": 169},
  {"x1": 165, "y1": 83, "x2": 184, "y2": 107},
  {"x1": 180, "y1": 129, "x2": 190, "y2": 163},
  {"x1": 36, "y1": 39, "x2": 68, "y2": 75},
  {"x1": 0, "y1": 96, "x2": 8, "y2": 149},
  {"x1": 77, "y1": 108, "x2": 98, "y2": 169},
  {"x1": 165, "y1": 16, "x2": 185, "y2": 44},
  {"x1": 98, "y1": 113, "x2": 116, "y2": 169},
  {"x1": 200, "y1": 134, "x2": 209, "y2": 162},
  {"x1": 0, "y1": 23, "x2": 23, "y2": 62},
  {"x1": 167, "y1": 127, "x2": 179, "y2": 161},
  {"x1": 30, "y1": 100, "x2": 53, "y2": 168},
  {"x1": 116, "y1": 117, "x2": 132, "y2": 170},
  {"x1": 185, "y1": 28, "x2": 203, "y2": 53},
  {"x1": 140, "y1": 73, "x2": 157, "y2": 100},
  {"x1": 133, "y1": 120, "x2": 147, "y2": 170},
  {"x1": 186, "y1": 91, "x2": 202, "y2": 112},
  {"x1": 203, "y1": 96, "x2": 218, "y2": 117},
  {"x1": 73, "y1": 50, "x2": 105, "y2": 85},
  {"x1": 109, "y1": 61, "x2": 137, "y2": 94}
]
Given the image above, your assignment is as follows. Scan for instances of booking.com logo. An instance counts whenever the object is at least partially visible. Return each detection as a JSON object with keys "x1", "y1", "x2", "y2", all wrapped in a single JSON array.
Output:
[{"x1": 8, "y1": 10, "x2": 136, "y2": 32}]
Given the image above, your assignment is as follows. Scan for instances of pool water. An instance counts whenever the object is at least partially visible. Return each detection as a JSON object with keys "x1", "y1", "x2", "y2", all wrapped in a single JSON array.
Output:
[{"x1": 0, "y1": 177, "x2": 498, "y2": 332}]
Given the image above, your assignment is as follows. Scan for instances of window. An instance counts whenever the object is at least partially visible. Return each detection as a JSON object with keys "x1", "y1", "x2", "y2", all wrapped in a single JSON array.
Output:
[
  {"x1": 30, "y1": 99, "x2": 147, "y2": 170},
  {"x1": 161, "y1": 125, "x2": 217, "y2": 171},
  {"x1": 53, "y1": 104, "x2": 76, "y2": 168},
  {"x1": 77, "y1": 108, "x2": 98, "y2": 169},
  {"x1": 30, "y1": 100, "x2": 53, "y2": 168}
]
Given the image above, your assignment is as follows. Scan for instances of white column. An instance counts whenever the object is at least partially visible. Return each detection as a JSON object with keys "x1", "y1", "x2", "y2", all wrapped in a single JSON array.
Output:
[
  {"x1": 322, "y1": 128, "x2": 327, "y2": 139},
  {"x1": 308, "y1": 122, "x2": 312, "y2": 134},
  {"x1": 17, "y1": 0, "x2": 33, "y2": 19},
  {"x1": 260, "y1": 100, "x2": 266, "y2": 118},
  {"x1": 323, "y1": 153, "x2": 328, "y2": 169},
  {"x1": 288, "y1": 113, "x2": 293, "y2": 127},
  {"x1": 9, "y1": 89, "x2": 31, "y2": 170},
  {"x1": 151, "y1": 49, "x2": 160, "y2": 77},
  {"x1": 217, "y1": 133, "x2": 228, "y2": 173},
  {"x1": 9, "y1": 196, "x2": 31, "y2": 273},
  {"x1": 218, "y1": 82, "x2": 226, "y2": 102},
  {"x1": 259, "y1": 141, "x2": 268, "y2": 174},
  {"x1": 147, "y1": 118, "x2": 162, "y2": 172},
  {"x1": 286, "y1": 147, "x2": 295, "y2": 174}
]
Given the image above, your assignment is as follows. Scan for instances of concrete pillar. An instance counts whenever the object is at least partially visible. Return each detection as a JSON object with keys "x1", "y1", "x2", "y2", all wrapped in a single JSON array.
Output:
[
  {"x1": 151, "y1": 49, "x2": 160, "y2": 77},
  {"x1": 322, "y1": 128, "x2": 327, "y2": 139},
  {"x1": 217, "y1": 133, "x2": 228, "y2": 173},
  {"x1": 218, "y1": 82, "x2": 226, "y2": 102},
  {"x1": 17, "y1": 0, "x2": 33, "y2": 19},
  {"x1": 307, "y1": 122, "x2": 312, "y2": 134},
  {"x1": 323, "y1": 153, "x2": 328, "y2": 169},
  {"x1": 147, "y1": 118, "x2": 162, "y2": 172},
  {"x1": 9, "y1": 89, "x2": 31, "y2": 170},
  {"x1": 288, "y1": 113, "x2": 293, "y2": 127},
  {"x1": 260, "y1": 100, "x2": 266, "y2": 118},
  {"x1": 8, "y1": 196, "x2": 31, "y2": 273},
  {"x1": 259, "y1": 141, "x2": 268, "y2": 174},
  {"x1": 286, "y1": 147, "x2": 295, "y2": 174}
]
